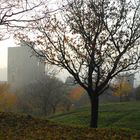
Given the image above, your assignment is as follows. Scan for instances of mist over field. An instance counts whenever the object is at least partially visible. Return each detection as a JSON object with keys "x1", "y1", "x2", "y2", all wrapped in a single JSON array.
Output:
[{"x1": 0, "y1": 0, "x2": 140, "y2": 139}]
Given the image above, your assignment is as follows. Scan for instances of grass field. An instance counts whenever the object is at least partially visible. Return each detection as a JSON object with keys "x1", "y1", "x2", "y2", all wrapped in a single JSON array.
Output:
[
  {"x1": 0, "y1": 111, "x2": 140, "y2": 140},
  {"x1": 49, "y1": 101, "x2": 140, "y2": 130},
  {"x1": 0, "y1": 101, "x2": 140, "y2": 139}
]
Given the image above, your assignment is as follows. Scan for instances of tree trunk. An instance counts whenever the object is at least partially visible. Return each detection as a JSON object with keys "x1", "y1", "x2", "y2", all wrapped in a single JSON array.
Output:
[
  {"x1": 120, "y1": 94, "x2": 122, "y2": 102},
  {"x1": 90, "y1": 95, "x2": 99, "y2": 128},
  {"x1": 52, "y1": 106, "x2": 56, "y2": 114}
]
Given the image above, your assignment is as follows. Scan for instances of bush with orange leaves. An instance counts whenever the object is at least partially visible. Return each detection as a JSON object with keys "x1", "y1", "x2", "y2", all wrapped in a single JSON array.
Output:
[
  {"x1": 69, "y1": 86, "x2": 85, "y2": 101},
  {"x1": 0, "y1": 83, "x2": 17, "y2": 112},
  {"x1": 113, "y1": 81, "x2": 132, "y2": 102}
]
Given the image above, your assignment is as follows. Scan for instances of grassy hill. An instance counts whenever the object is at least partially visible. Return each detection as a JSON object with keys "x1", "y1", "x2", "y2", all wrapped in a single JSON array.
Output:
[
  {"x1": 0, "y1": 111, "x2": 140, "y2": 140},
  {"x1": 49, "y1": 101, "x2": 140, "y2": 130},
  {"x1": 0, "y1": 101, "x2": 140, "y2": 139}
]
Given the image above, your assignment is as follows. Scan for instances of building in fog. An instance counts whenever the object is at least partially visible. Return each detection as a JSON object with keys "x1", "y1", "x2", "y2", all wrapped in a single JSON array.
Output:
[{"x1": 8, "y1": 43, "x2": 45, "y2": 90}]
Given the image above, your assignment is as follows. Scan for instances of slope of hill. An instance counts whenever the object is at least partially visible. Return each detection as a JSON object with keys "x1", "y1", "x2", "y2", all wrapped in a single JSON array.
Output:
[
  {"x1": 0, "y1": 111, "x2": 140, "y2": 140},
  {"x1": 49, "y1": 101, "x2": 140, "y2": 130}
]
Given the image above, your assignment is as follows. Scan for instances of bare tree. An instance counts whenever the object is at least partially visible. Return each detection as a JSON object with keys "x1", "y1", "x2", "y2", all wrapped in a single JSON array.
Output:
[
  {"x1": 134, "y1": 85, "x2": 140, "y2": 100},
  {"x1": 0, "y1": 0, "x2": 47, "y2": 41},
  {"x1": 16, "y1": 0, "x2": 140, "y2": 128},
  {"x1": 17, "y1": 75, "x2": 69, "y2": 116}
]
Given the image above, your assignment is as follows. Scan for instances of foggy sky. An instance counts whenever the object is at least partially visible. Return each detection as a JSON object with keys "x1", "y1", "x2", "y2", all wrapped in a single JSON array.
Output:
[{"x1": 0, "y1": 67, "x2": 7, "y2": 81}]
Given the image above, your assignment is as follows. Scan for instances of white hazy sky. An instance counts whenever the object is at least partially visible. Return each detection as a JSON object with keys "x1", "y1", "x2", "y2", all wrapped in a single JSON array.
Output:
[
  {"x1": 0, "y1": 38, "x2": 16, "y2": 68},
  {"x1": 0, "y1": 37, "x2": 17, "y2": 81},
  {"x1": 0, "y1": 0, "x2": 63, "y2": 69},
  {"x1": 0, "y1": 0, "x2": 139, "y2": 85},
  {"x1": 0, "y1": 33, "x2": 140, "y2": 86},
  {"x1": 0, "y1": 37, "x2": 70, "y2": 82},
  {"x1": 0, "y1": 37, "x2": 139, "y2": 86}
]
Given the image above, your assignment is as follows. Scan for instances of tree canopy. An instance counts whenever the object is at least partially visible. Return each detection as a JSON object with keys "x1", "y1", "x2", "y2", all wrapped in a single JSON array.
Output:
[
  {"x1": 0, "y1": 0, "x2": 47, "y2": 41},
  {"x1": 15, "y1": 0, "x2": 140, "y2": 128}
]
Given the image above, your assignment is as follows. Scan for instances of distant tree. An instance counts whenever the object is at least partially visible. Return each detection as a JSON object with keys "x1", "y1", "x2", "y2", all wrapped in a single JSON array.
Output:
[
  {"x1": 134, "y1": 85, "x2": 140, "y2": 100},
  {"x1": 0, "y1": 92, "x2": 17, "y2": 112},
  {"x1": 16, "y1": 91, "x2": 33, "y2": 114},
  {"x1": 16, "y1": 0, "x2": 140, "y2": 128},
  {"x1": 0, "y1": 83, "x2": 9, "y2": 94},
  {"x1": 75, "y1": 93, "x2": 90, "y2": 108},
  {"x1": 17, "y1": 75, "x2": 70, "y2": 116},
  {"x1": 0, "y1": 83, "x2": 17, "y2": 112},
  {"x1": 61, "y1": 96, "x2": 72, "y2": 112},
  {"x1": 113, "y1": 81, "x2": 132, "y2": 102},
  {"x1": 69, "y1": 86, "x2": 85, "y2": 101}
]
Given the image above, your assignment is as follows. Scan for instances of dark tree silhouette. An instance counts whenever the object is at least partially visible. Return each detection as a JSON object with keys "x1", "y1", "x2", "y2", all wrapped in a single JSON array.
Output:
[{"x1": 16, "y1": 0, "x2": 140, "y2": 128}]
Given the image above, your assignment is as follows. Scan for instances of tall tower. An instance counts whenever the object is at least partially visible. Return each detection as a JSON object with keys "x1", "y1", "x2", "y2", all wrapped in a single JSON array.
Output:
[{"x1": 8, "y1": 44, "x2": 45, "y2": 90}]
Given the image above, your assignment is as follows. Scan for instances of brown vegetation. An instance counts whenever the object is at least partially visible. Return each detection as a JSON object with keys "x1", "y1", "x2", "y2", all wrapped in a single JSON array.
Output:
[{"x1": 0, "y1": 112, "x2": 140, "y2": 140}]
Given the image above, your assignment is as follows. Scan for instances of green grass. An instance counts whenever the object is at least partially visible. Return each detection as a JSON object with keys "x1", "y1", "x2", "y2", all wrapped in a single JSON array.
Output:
[
  {"x1": 49, "y1": 101, "x2": 140, "y2": 130},
  {"x1": 0, "y1": 101, "x2": 140, "y2": 139},
  {"x1": 0, "y1": 111, "x2": 140, "y2": 140}
]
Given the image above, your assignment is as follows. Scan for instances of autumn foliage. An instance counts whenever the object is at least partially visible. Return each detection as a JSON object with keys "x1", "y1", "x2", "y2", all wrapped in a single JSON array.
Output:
[
  {"x1": 0, "y1": 83, "x2": 17, "y2": 112},
  {"x1": 69, "y1": 86, "x2": 85, "y2": 101},
  {"x1": 114, "y1": 81, "x2": 132, "y2": 97},
  {"x1": 0, "y1": 112, "x2": 140, "y2": 140},
  {"x1": 113, "y1": 77, "x2": 133, "y2": 101},
  {"x1": 15, "y1": 0, "x2": 140, "y2": 128}
]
